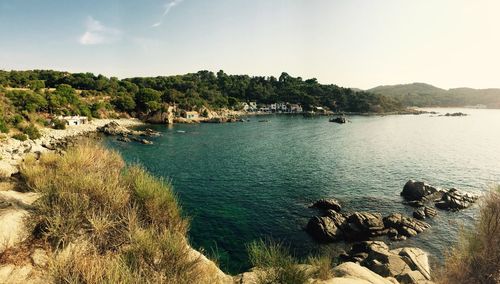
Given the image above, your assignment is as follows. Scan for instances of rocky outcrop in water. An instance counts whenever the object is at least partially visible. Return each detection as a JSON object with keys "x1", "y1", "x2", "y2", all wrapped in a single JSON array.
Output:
[
  {"x1": 413, "y1": 206, "x2": 437, "y2": 220},
  {"x1": 309, "y1": 198, "x2": 342, "y2": 212},
  {"x1": 97, "y1": 122, "x2": 159, "y2": 144},
  {"x1": 401, "y1": 180, "x2": 478, "y2": 211},
  {"x1": 306, "y1": 198, "x2": 430, "y2": 243}
]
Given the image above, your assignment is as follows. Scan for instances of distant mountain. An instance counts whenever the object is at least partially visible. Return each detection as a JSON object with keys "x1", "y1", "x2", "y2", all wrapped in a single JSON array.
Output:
[{"x1": 367, "y1": 83, "x2": 500, "y2": 108}]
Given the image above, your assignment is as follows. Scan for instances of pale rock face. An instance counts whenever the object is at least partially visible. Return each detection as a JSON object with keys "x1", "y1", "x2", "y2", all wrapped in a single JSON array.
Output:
[
  {"x1": 0, "y1": 191, "x2": 40, "y2": 253},
  {"x1": 399, "y1": 247, "x2": 431, "y2": 280},
  {"x1": 331, "y1": 262, "x2": 396, "y2": 284}
]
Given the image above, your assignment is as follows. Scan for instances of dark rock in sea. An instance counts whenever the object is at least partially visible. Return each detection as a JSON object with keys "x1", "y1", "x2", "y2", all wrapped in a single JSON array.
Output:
[
  {"x1": 401, "y1": 180, "x2": 438, "y2": 201},
  {"x1": 413, "y1": 206, "x2": 437, "y2": 220},
  {"x1": 444, "y1": 112, "x2": 468, "y2": 117},
  {"x1": 413, "y1": 208, "x2": 426, "y2": 220},
  {"x1": 383, "y1": 213, "x2": 430, "y2": 238},
  {"x1": 401, "y1": 180, "x2": 478, "y2": 212},
  {"x1": 435, "y1": 188, "x2": 478, "y2": 210},
  {"x1": 343, "y1": 212, "x2": 386, "y2": 240},
  {"x1": 329, "y1": 116, "x2": 347, "y2": 124},
  {"x1": 142, "y1": 128, "x2": 161, "y2": 137},
  {"x1": 117, "y1": 136, "x2": 132, "y2": 143},
  {"x1": 310, "y1": 198, "x2": 342, "y2": 212},
  {"x1": 424, "y1": 206, "x2": 437, "y2": 218},
  {"x1": 306, "y1": 215, "x2": 344, "y2": 242}
]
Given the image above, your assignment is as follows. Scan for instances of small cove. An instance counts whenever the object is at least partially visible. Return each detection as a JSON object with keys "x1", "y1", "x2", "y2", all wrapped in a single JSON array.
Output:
[{"x1": 105, "y1": 108, "x2": 500, "y2": 274}]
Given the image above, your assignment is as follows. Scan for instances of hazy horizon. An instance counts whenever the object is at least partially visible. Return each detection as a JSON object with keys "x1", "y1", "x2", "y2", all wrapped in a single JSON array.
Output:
[{"x1": 1, "y1": 0, "x2": 499, "y2": 90}]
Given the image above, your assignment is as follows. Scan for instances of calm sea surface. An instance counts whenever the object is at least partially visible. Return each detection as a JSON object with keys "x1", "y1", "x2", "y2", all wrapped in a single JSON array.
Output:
[{"x1": 105, "y1": 108, "x2": 500, "y2": 273}]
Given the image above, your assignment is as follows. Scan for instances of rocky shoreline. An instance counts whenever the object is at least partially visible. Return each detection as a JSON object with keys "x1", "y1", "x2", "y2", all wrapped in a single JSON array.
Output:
[{"x1": 0, "y1": 119, "x2": 143, "y2": 177}]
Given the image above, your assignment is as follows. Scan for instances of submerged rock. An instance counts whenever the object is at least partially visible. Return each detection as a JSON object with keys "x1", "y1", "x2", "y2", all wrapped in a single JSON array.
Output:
[{"x1": 310, "y1": 198, "x2": 342, "y2": 212}]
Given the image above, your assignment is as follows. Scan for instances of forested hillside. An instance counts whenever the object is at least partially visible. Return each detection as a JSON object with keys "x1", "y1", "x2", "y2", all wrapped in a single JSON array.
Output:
[
  {"x1": 0, "y1": 69, "x2": 402, "y2": 113},
  {"x1": 368, "y1": 83, "x2": 500, "y2": 108}
]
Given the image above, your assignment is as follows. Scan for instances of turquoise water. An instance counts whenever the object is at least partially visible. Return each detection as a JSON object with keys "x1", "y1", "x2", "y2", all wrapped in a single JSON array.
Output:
[{"x1": 105, "y1": 108, "x2": 500, "y2": 274}]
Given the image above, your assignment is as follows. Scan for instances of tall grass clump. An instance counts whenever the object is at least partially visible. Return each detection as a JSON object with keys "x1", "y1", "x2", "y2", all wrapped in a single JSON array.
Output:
[
  {"x1": 439, "y1": 186, "x2": 500, "y2": 284},
  {"x1": 20, "y1": 141, "x2": 220, "y2": 283},
  {"x1": 247, "y1": 239, "x2": 310, "y2": 284}
]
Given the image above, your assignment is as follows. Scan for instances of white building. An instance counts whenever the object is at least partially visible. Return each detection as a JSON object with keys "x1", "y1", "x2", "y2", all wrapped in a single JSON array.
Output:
[
  {"x1": 249, "y1": 102, "x2": 257, "y2": 110},
  {"x1": 58, "y1": 116, "x2": 88, "y2": 126},
  {"x1": 241, "y1": 102, "x2": 250, "y2": 111},
  {"x1": 289, "y1": 104, "x2": 303, "y2": 113},
  {"x1": 183, "y1": 111, "x2": 199, "y2": 119},
  {"x1": 277, "y1": 102, "x2": 288, "y2": 112}
]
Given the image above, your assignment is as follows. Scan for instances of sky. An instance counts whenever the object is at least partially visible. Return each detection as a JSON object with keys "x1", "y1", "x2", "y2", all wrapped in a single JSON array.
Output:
[{"x1": 0, "y1": 0, "x2": 499, "y2": 90}]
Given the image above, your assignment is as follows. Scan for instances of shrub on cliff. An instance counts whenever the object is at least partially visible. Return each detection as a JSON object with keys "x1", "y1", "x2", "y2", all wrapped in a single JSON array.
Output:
[
  {"x1": 51, "y1": 118, "x2": 66, "y2": 130},
  {"x1": 12, "y1": 133, "x2": 27, "y2": 141},
  {"x1": 247, "y1": 239, "x2": 310, "y2": 284},
  {"x1": 21, "y1": 124, "x2": 41, "y2": 140},
  {"x1": 20, "y1": 142, "x2": 218, "y2": 283},
  {"x1": 0, "y1": 118, "x2": 8, "y2": 133},
  {"x1": 439, "y1": 186, "x2": 500, "y2": 284}
]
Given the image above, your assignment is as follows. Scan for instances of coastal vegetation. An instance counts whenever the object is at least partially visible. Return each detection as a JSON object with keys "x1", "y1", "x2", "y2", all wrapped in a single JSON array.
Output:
[
  {"x1": 439, "y1": 186, "x2": 500, "y2": 284},
  {"x1": 18, "y1": 141, "x2": 223, "y2": 283},
  {"x1": 0, "y1": 69, "x2": 403, "y2": 132}
]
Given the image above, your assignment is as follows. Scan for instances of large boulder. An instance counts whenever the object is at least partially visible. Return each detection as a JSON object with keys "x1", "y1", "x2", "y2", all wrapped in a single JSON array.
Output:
[
  {"x1": 344, "y1": 212, "x2": 386, "y2": 240},
  {"x1": 310, "y1": 198, "x2": 342, "y2": 212},
  {"x1": 401, "y1": 180, "x2": 438, "y2": 201},
  {"x1": 306, "y1": 215, "x2": 344, "y2": 242},
  {"x1": 399, "y1": 247, "x2": 431, "y2": 280}
]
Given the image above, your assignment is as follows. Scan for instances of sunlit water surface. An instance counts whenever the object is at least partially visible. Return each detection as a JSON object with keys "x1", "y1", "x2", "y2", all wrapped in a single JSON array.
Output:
[{"x1": 105, "y1": 108, "x2": 500, "y2": 273}]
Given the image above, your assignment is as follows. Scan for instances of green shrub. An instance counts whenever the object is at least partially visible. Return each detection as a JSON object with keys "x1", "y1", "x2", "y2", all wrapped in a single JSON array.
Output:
[
  {"x1": 10, "y1": 114, "x2": 24, "y2": 126},
  {"x1": 247, "y1": 239, "x2": 310, "y2": 284},
  {"x1": 22, "y1": 124, "x2": 41, "y2": 139},
  {"x1": 51, "y1": 118, "x2": 67, "y2": 130},
  {"x1": 0, "y1": 119, "x2": 9, "y2": 133},
  {"x1": 12, "y1": 133, "x2": 28, "y2": 141}
]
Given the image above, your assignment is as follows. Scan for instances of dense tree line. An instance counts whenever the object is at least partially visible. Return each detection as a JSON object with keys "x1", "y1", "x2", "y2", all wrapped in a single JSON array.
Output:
[{"x1": 0, "y1": 70, "x2": 402, "y2": 115}]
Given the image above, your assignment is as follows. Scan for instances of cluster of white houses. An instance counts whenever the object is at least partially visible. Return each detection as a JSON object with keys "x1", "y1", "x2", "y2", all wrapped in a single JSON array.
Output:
[{"x1": 241, "y1": 102, "x2": 304, "y2": 113}]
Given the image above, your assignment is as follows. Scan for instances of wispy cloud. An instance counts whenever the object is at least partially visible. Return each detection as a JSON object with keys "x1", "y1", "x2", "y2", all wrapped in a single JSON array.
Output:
[
  {"x1": 79, "y1": 16, "x2": 122, "y2": 45},
  {"x1": 152, "y1": 0, "x2": 185, "y2": 28}
]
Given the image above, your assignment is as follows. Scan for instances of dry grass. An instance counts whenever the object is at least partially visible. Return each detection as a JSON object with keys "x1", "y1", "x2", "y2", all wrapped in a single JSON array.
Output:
[
  {"x1": 20, "y1": 141, "x2": 221, "y2": 283},
  {"x1": 247, "y1": 239, "x2": 311, "y2": 284},
  {"x1": 439, "y1": 186, "x2": 500, "y2": 284}
]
